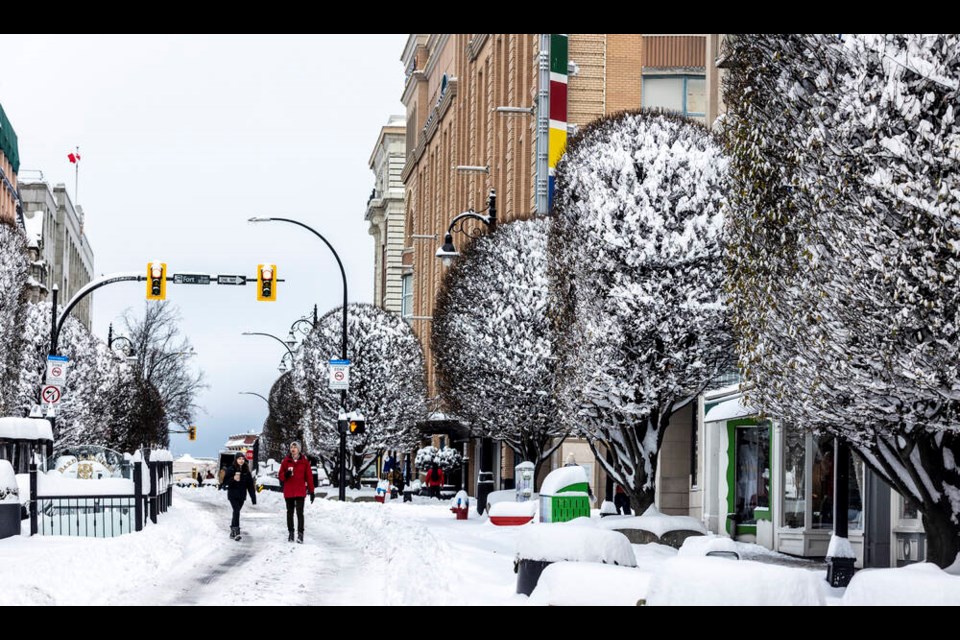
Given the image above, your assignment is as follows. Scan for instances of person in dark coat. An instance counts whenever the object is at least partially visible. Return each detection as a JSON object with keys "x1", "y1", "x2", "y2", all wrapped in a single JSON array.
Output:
[
  {"x1": 278, "y1": 441, "x2": 315, "y2": 543},
  {"x1": 196, "y1": 470, "x2": 204, "y2": 488},
  {"x1": 614, "y1": 484, "x2": 631, "y2": 515},
  {"x1": 221, "y1": 453, "x2": 256, "y2": 538}
]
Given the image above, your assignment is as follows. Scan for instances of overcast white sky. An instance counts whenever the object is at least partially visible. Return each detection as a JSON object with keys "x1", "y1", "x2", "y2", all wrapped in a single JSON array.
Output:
[{"x1": 1, "y1": 34, "x2": 407, "y2": 458}]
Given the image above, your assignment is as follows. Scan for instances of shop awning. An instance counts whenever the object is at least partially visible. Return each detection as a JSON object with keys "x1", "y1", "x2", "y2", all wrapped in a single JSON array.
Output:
[{"x1": 703, "y1": 397, "x2": 756, "y2": 423}]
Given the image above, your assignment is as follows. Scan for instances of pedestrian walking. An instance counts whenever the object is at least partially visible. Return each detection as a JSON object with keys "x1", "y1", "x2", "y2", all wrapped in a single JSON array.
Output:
[
  {"x1": 279, "y1": 441, "x2": 315, "y2": 543},
  {"x1": 425, "y1": 463, "x2": 445, "y2": 500},
  {"x1": 196, "y1": 470, "x2": 204, "y2": 488},
  {"x1": 221, "y1": 453, "x2": 256, "y2": 540},
  {"x1": 614, "y1": 484, "x2": 631, "y2": 515}
]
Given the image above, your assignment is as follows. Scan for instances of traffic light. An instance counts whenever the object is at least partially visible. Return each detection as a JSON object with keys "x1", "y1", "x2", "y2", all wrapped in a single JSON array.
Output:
[
  {"x1": 349, "y1": 418, "x2": 366, "y2": 435},
  {"x1": 146, "y1": 262, "x2": 167, "y2": 300},
  {"x1": 188, "y1": 425, "x2": 197, "y2": 441},
  {"x1": 257, "y1": 264, "x2": 277, "y2": 302}
]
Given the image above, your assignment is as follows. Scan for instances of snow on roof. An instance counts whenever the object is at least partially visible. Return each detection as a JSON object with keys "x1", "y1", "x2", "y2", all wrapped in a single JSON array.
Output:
[
  {"x1": 516, "y1": 525, "x2": 636, "y2": 566},
  {"x1": 597, "y1": 505, "x2": 707, "y2": 538},
  {"x1": 540, "y1": 466, "x2": 589, "y2": 495},
  {"x1": 150, "y1": 450, "x2": 173, "y2": 462},
  {"x1": 0, "y1": 417, "x2": 54, "y2": 442},
  {"x1": 703, "y1": 396, "x2": 756, "y2": 423}
]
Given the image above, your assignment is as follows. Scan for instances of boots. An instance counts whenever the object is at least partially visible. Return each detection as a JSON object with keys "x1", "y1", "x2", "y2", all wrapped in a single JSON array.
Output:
[
  {"x1": 297, "y1": 531, "x2": 303, "y2": 544},
  {"x1": 288, "y1": 530, "x2": 295, "y2": 543},
  {"x1": 230, "y1": 526, "x2": 238, "y2": 539}
]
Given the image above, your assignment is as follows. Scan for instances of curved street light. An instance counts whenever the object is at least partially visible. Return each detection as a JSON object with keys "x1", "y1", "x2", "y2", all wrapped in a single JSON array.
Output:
[
  {"x1": 249, "y1": 215, "x2": 350, "y2": 501},
  {"x1": 241, "y1": 331, "x2": 297, "y2": 358},
  {"x1": 435, "y1": 189, "x2": 497, "y2": 266}
]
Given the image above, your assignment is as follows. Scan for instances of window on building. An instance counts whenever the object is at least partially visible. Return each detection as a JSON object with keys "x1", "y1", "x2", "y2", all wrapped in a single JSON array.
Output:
[
  {"x1": 811, "y1": 434, "x2": 864, "y2": 531},
  {"x1": 401, "y1": 273, "x2": 413, "y2": 322},
  {"x1": 733, "y1": 422, "x2": 770, "y2": 526},
  {"x1": 783, "y1": 428, "x2": 806, "y2": 528},
  {"x1": 642, "y1": 75, "x2": 706, "y2": 122}
]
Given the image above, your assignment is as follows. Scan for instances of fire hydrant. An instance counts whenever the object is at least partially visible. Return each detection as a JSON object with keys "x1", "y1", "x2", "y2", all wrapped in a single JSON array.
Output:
[{"x1": 450, "y1": 490, "x2": 469, "y2": 520}]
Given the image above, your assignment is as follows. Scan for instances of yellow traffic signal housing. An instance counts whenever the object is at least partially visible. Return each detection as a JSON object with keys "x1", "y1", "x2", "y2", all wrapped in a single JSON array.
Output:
[
  {"x1": 257, "y1": 264, "x2": 277, "y2": 302},
  {"x1": 146, "y1": 262, "x2": 167, "y2": 301},
  {"x1": 188, "y1": 425, "x2": 197, "y2": 441}
]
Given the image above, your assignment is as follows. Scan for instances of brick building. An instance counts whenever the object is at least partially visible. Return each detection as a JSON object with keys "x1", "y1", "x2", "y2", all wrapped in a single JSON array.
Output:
[
  {"x1": 397, "y1": 34, "x2": 708, "y2": 497},
  {"x1": 0, "y1": 103, "x2": 20, "y2": 227}
]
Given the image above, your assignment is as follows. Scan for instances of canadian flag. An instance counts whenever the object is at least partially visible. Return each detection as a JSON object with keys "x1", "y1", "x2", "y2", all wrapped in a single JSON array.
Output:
[{"x1": 68, "y1": 152, "x2": 81, "y2": 164}]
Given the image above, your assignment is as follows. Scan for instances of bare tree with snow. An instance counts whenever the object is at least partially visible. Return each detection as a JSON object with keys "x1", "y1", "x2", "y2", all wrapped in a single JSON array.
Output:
[
  {"x1": 122, "y1": 301, "x2": 205, "y2": 429},
  {"x1": 294, "y1": 303, "x2": 426, "y2": 486},
  {"x1": 433, "y1": 218, "x2": 565, "y2": 485},
  {"x1": 723, "y1": 34, "x2": 960, "y2": 567},
  {"x1": 551, "y1": 110, "x2": 733, "y2": 513}
]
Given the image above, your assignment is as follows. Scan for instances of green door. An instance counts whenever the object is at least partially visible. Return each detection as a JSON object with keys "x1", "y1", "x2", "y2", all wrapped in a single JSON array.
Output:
[{"x1": 726, "y1": 419, "x2": 772, "y2": 536}]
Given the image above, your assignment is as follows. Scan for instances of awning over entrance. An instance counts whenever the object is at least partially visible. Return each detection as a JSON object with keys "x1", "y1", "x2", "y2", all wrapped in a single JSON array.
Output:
[
  {"x1": 418, "y1": 411, "x2": 470, "y2": 440},
  {"x1": 704, "y1": 396, "x2": 755, "y2": 423}
]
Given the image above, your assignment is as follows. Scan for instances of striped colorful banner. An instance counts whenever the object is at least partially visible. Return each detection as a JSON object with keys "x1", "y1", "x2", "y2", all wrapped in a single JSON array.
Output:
[{"x1": 548, "y1": 33, "x2": 568, "y2": 208}]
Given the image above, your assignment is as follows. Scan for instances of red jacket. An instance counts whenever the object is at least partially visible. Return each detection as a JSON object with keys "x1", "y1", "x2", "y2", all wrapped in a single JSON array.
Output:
[
  {"x1": 279, "y1": 455, "x2": 315, "y2": 499},
  {"x1": 425, "y1": 468, "x2": 445, "y2": 487}
]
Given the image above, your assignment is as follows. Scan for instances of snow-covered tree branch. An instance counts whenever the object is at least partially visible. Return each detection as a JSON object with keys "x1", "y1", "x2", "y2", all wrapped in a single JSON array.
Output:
[
  {"x1": 294, "y1": 303, "x2": 426, "y2": 486},
  {"x1": 432, "y1": 218, "x2": 566, "y2": 485},
  {"x1": 551, "y1": 110, "x2": 733, "y2": 513},
  {"x1": 723, "y1": 34, "x2": 960, "y2": 567},
  {"x1": 0, "y1": 223, "x2": 28, "y2": 415}
]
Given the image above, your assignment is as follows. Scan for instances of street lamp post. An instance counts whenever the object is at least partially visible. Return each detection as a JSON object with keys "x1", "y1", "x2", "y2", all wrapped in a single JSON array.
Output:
[
  {"x1": 249, "y1": 216, "x2": 350, "y2": 501},
  {"x1": 435, "y1": 189, "x2": 497, "y2": 266}
]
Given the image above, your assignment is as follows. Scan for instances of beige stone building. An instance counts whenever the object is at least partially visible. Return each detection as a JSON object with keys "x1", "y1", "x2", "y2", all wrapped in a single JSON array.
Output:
[
  {"x1": 398, "y1": 33, "x2": 709, "y2": 501},
  {"x1": 20, "y1": 181, "x2": 95, "y2": 329},
  {"x1": 0, "y1": 103, "x2": 19, "y2": 227},
  {"x1": 365, "y1": 116, "x2": 407, "y2": 316}
]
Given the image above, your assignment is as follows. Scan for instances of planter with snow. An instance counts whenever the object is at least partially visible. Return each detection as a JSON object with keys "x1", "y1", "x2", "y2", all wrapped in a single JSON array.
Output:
[
  {"x1": 489, "y1": 500, "x2": 537, "y2": 526},
  {"x1": 514, "y1": 525, "x2": 635, "y2": 595},
  {"x1": 0, "y1": 460, "x2": 20, "y2": 539},
  {"x1": 538, "y1": 466, "x2": 590, "y2": 523},
  {"x1": 596, "y1": 506, "x2": 707, "y2": 548}
]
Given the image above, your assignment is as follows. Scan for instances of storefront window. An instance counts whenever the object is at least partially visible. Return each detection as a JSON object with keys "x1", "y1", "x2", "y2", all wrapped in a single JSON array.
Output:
[
  {"x1": 734, "y1": 424, "x2": 770, "y2": 525},
  {"x1": 811, "y1": 435, "x2": 864, "y2": 530},
  {"x1": 782, "y1": 429, "x2": 805, "y2": 528},
  {"x1": 902, "y1": 496, "x2": 920, "y2": 520}
]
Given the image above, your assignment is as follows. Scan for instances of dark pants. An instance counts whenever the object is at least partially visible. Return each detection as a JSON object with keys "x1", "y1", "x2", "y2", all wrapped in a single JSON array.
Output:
[
  {"x1": 286, "y1": 497, "x2": 305, "y2": 533},
  {"x1": 428, "y1": 485, "x2": 441, "y2": 499},
  {"x1": 230, "y1": 497, "x2": 244, "y2": 528},
  {"x1": 614, "y1": 493, "x2": 631, "y2": 515}
]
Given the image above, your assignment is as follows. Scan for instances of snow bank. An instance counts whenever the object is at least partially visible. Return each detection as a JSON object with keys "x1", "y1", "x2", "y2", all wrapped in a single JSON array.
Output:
[
  {"x1": 149, "y1": 450, "x2": 173, "y2": 462},
  {"x1": 0, "y1": 460, "x2": 18, "y2": 503},
  {"x1": 488, "y1": 501, "x2": 537, "y2": 517},
  {"x1": 0, "y1": 417, "x2": 53, "y2": 441},
  {"x1": 600, "y1": 500, "x2": 617, "y2": 515},
  {"x1": 677, "y1": 535, "x2": 739, "y2": 558},
  {"x1": 597, "y1": 505, "x2": 707, "y2": 538},
  {"x1": 487, "y1": 489, "x2": 538, "y2": 507},
  {"x1": 646, "y1": 558, "x2": 825, "y2": 606},
  {"x1": 516, "y1": 525, "x2": 636, "y2": 566},
  {"x1": 843, "y1": 564, "x2": 960, "y2": 606},
  {"x1": 540, "y1": 466, "x2": 588, "y2": 495},
  {"x1": 38, "y1": 473, "x2": 134, "y2": 497},
  {"x1": 529, "y1": 561, "x2": 650, "y2": 606}
]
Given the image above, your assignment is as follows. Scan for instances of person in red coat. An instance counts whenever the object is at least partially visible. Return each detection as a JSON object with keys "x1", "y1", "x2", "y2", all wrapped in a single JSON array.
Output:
[
  {"x1": 279, "y1": 441, "x2": 315, "y2": 543},
  {"x1": 425, "y1": 463, "x2": 445, "y2": 500}
]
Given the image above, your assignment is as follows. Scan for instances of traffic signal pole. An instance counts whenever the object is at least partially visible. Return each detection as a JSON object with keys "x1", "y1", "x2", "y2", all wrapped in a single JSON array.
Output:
[{"x1": 248, "y1": 217, "x2": 350, "y2": 501}]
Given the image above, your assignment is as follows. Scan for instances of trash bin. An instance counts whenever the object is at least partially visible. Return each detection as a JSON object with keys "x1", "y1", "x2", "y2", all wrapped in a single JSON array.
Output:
[
  {"x1": 403, "y1": 489, "x2": 413, "y2": 503},
  {"x1": 476, "y1": 471, "x2": 494, "y2": 515}
]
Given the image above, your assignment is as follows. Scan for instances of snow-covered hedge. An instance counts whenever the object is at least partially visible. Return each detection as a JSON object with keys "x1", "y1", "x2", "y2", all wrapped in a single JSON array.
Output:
[
  {"x1": 433, "y1": 218, "x2": 565, "y2": 484},
  {"x1": 0, "y1": 460, "x2": 18, "y2": 503},
  {"x1": 415, "y1": 445, "x2": 461, "y2": 473},
  {"x1": 515, "y1": 525, "x2": 636, "y2": 566},
  {"x1": 645, "y1": 557, "x2": 824, "y2": 606},
  {"x1": 551, "y1": 109, "x2": 732, "y2": 514},
  {"x1": 842, "y1": 564, "x2": 960, "y2": 606},
  {"x1": 0, "y1": 223, "x2": 28, "y2": 414},
  {"x1": 529, "y1": 562, "x2": 650, "y2": 606}
]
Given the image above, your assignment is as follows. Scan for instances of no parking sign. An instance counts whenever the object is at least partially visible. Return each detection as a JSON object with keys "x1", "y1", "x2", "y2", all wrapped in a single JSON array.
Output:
[{"x1": 328, "y1": 359, "x2": 350, "y2": 390}]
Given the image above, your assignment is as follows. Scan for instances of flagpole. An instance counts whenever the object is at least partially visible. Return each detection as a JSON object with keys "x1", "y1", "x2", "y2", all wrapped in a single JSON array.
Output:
[{"x1": 74, "y1": 145, "x2": 80, "y2": 204}]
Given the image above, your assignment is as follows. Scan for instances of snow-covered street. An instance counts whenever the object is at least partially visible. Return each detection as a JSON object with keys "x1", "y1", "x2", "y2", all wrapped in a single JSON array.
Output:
[{"x1": 0, "y1": 488, "x2": 520, "y2": 606}]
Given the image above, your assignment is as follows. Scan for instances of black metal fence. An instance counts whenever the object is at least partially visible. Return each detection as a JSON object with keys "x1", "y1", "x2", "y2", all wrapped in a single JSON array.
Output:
[{"x1": 29, "y1": 454, "x2": 174, "y2": 538}]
